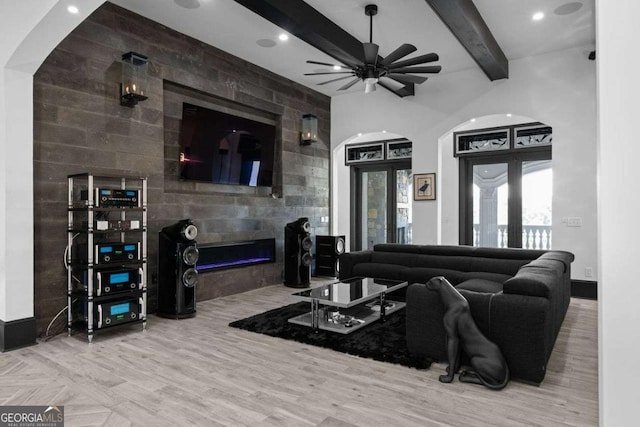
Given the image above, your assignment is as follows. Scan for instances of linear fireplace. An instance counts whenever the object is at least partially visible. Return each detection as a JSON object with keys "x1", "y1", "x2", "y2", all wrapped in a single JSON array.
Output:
[{"x1": 197, "y1": 238, "x2": 276, "y2": 272}]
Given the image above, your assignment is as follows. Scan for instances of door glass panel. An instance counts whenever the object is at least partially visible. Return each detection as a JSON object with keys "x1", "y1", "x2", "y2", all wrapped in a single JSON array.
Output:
[
  {"x1": 396, "y1": 169, "x2": 412, "y2": 244},
  {"x1": 522, "y1": 160, "x2": 553, "y2": 249},
  {"x1": 361, "y1": 170, "x2": 387, "y2": 250},
  {"x1": 473, "y1": 163, "x2": 509, "y2": 247}
]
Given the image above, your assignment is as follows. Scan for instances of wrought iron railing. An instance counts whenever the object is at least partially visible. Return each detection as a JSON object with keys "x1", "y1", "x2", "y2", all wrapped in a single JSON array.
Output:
[{"x1": 472, "y1": 224, "x2": 552, "y2": 250}]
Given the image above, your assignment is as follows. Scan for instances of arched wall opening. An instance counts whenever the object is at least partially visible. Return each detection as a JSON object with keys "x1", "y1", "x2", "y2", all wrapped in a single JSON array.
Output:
[
  {"x1": 437, "y1": 113, "x2": 540, "y2": 245},
  {"x1": 0, "y1": 1, "x2": 105, "y2": 327},
  {"x1": 332, "y1": 130, "x2": 411, "y2": 250}
]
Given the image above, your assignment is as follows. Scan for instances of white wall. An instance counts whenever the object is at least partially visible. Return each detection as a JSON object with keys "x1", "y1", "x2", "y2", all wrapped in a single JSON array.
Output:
[
  {"x1": 0, "y1": 0, "x2": 104, "y2": 322},
  {"x1": 331, "y1": 45, "x2": 597, "y2": 280},
  {"x1": 597, "y1": 0, "x2": 640, "y2": 425}
]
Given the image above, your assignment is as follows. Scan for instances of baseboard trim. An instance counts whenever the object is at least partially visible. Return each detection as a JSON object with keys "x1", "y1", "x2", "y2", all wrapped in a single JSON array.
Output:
[
  {"x1": 571, "y1": 280, "x2": 597, "y2": 300},
  {"x1": 0, "y1": 317, "x2": 37, "y2": 352}
]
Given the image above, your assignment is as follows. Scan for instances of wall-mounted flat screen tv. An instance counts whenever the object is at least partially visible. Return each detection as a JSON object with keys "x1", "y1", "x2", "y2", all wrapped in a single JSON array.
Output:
[{"x1": 178, "y1": 102, "x2": 276, "y2": 187}]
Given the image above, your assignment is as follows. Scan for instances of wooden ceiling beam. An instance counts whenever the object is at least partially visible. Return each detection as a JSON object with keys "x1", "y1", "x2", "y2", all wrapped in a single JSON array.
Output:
[{"x1": 424, "y1": 0, "x2": 508, "y2": 80}]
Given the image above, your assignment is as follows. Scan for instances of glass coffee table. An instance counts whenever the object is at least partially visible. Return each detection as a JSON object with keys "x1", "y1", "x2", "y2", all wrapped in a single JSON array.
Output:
[{"x1": 288, "y1": 277, "x2": 408, "y2": 334}]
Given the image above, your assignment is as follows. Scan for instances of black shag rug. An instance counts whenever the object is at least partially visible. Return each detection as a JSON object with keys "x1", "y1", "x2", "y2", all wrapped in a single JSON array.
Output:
[{"x1": 229, "y1": 302, "x2": 430, "y2": 369}]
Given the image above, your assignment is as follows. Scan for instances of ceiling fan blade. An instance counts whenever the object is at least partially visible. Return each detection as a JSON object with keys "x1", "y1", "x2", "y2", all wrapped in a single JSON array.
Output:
[
  {"x1": 379, "y1": 44, "x2": 417, "y2": 66},
  {"x1": 390, "y1": 65, "x2": 442, "y2": 74},
  {"x1": 387, "y1": 53, "x2": 439, "y2": 69},
  {"x1": 377, "y1": 79, "x2": 402, "y2": 93},
  {"x1": 386, "y1": 74, "x2": 428, "y2": 84},
  {"x1": 304, "y1": 71, "x2": 355, "y2": 76},
  {"x1": 363, "y1": 42, "x2": 379, "y2": 65},
  {"x1": 318, "y1": 75, "x2": 356, "y2": 86},
  {"x1": 306, "y1": 60, "x2": 348, "y2": 68},
  {"x1": 338, "y1": 78, "x2": 361, "y2": 91}
]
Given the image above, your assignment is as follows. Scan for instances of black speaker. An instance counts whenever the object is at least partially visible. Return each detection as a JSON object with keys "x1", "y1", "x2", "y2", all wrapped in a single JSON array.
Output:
[
  {"x1": 157, "y1": 219, "x2": 199, "y2": 319},
  {"x1": 315, "y1": 235, "x2": 346, "y2": 277},
  {"x1": 284, "y1": 217, "x2": 312, "y2": 288}
]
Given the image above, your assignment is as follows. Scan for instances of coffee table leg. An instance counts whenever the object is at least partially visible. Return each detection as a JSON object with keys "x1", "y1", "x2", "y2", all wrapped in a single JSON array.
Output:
[
  {"x1": 380, "y1": 292, "x2": 386, "y2": 322},
  {"x1": 311, "y1": 299, "x2": 319, "y2": 330}
]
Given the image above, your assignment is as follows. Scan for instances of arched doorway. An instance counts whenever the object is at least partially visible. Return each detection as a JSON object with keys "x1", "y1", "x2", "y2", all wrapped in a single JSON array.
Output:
[
  {"x1": 453, "y1": 118, "x2": 553, "y2": 249},
  {"x1": 332, "y1": 131, "x2": 413, "y2": 250},
  {"x1": 0, "y1": 1, "x2": 106, "y2": 341}
]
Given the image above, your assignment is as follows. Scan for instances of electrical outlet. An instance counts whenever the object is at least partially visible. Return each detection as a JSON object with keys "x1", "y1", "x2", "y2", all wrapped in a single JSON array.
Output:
[
  {"x1": 567, "y1": 217, "x2": 583, "y2": 227},
  {"x1": 585, "y1": 267, "x2": 593, "y2": 278}
]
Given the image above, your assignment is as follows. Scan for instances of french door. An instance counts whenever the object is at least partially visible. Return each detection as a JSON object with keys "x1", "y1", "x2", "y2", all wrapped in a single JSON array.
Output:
[
  {"x1": 351, "y1": 162, "x2": 412, "y2": 251},
  {"x1": 459, "y1": 152, "x2": 552, "y2": 249}
]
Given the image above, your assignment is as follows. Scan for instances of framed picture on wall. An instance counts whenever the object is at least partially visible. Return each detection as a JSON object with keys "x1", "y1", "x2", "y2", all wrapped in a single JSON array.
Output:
[{"x1": 414, "y1": 173, "x2": 436, "y2": 201}]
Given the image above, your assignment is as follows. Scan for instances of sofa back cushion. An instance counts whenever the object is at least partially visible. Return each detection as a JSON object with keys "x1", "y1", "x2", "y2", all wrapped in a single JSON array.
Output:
[
  {"x1": 371, "y1": 245, "x2": 532, "y2": 276},
  {"x1": 374, "y1": 244, "x2": 475, "y2": 256},
  {"x1": 502, "y1": 265, "x2": 562, "y2": 298}
]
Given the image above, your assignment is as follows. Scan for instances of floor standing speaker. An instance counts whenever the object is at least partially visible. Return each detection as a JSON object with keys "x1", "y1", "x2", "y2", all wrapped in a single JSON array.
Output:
[
  {"x1": 157, "y1": 219, "x2": 199, "y2": 318},
  {"x1": 315, "y1": 235, "x2": 346, "y2": 277},
  {"x1": 284, "y1": 217, "x2": 312, "y2": 288}
]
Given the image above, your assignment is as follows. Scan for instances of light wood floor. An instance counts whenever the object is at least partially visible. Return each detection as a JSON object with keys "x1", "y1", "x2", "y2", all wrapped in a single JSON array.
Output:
[{"x1": 1, "y1": 283, "x2": 598, "y2": 426}]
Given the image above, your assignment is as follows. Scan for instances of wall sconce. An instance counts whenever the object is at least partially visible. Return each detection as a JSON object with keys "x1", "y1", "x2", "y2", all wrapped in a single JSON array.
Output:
[
  {"x1": 120, "y1": 51, "x2": 148, "y2": 107},
  {"x1": 300, "y1": 114, "x2": 318, "y2": 145}
]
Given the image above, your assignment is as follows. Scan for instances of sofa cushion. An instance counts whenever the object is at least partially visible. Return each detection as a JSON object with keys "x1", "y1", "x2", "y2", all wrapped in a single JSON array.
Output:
[
  {"x1": 371, "y1": 251, "x2": 419, "y2": 267},
  {"x1": 411, "y1": 254, "x2": 473, "y2": 271},
  {"x1": 537, "y1": 251, "x2": 575, "y2": 272},
  {"x1": 349, "y1": 263, "x2": 411, "y2": 281},
  {"x1": 459, "y1": 271, "x2": 512, "y2": 284},
  {"x1": 523, "y1": 258, "x2": 565, "y2": 276},
  {"x1": 456, "y1": 279, "x2": 504, "y2": 294},
  {"x1": 374, "y1": 244, "x2": 475, "y2": 257},
  {"x1": 472, "y1": 247, "x2": 546, "y2": 260},
  {"x1": 503, "y1": 267, "x2": 558, "y2": 298},
  {"x1": 465, "y1": 257, "x2": 531, "y2": 276},
  {"x1": 404, "y1": 267, "x2": 468, "y2": 285}
]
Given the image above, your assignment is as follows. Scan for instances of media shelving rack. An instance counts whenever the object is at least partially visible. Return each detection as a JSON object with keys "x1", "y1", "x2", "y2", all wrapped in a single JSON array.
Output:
[{"x1": 67, "y1": 173, "x2": 147, "y2": 343}]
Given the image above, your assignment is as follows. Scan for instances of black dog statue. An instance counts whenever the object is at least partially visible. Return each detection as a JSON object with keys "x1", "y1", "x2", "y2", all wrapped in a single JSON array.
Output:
[{"x1": 426, "y1": 276, "x2": 509, "y2": 390}]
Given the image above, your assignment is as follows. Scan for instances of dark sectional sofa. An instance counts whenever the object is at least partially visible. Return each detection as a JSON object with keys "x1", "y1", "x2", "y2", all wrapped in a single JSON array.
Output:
[{"x1": 338, "y1": 244, "x2": 575, "y2": 384}]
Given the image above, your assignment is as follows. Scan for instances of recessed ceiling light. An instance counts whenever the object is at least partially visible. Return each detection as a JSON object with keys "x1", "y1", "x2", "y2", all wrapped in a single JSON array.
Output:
[
  {"x1": 256, "y1": 39, "x2": 276, "y2": 48},
  {"x1": 278, "y1": 33, "x2": 289, "y2": 41},
  {"x1": 470, "y1": 118, "x2": 476, "y2": 122},
  {"x1": 382, "y1": 130, "x2": 387, "y2": 133},
  {"x1": 532, "y1": 11, "x2": 545, "y2": 21},
  {"x1": 554, "y1": 2, "x2": 583, "y2": 16},
  {"x1": 333, "y1": 65, "x2": 342, "y2": 71},
  {"x1": 67, "y1": 5, "x2": 79, "y2": 14},
  {"x1": 357, "y1": 133, "x2": 363, "y2": 137},
  {"x1": 174, "y1": 0, "x2": 200, "y2": 9},
  {"x1": 506, "y1": 113, "x2": 513, "y2": 117}
]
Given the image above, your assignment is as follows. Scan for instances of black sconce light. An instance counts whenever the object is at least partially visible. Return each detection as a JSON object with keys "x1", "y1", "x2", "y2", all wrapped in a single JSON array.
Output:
[
  {"x1": 300, "y1": 113, "x2": 318, "y2": 145},
  {"x1": 120, "y1": 51, "x2": 148, "y2": 107}
]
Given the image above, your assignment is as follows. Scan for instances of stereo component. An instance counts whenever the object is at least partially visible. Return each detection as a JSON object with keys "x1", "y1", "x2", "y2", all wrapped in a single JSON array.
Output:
[
  {"x1": 315, "y1": 235, "x2": 346, "y2": 277},
  {"x1": 83, "y1": 219, "x2": 140, "y2": 231},
  {"x1": 95, "y1": 242, "x2": 140, "y2": 264},
  {"x1": 157, "y1": 219, "x2": 199, "y2": 318},
  {"x1": 81, "y1": 188, "x2": 140, "y2": 208},
  {"x1": 74, "y1": 296, "x2": 143, "y2": 329},
  {"x1": 160, "y1": 218, "x2": 198, "y2": 241},
  {"x1": 73, "y1": 242, "x2": 141, "y2": 265},
  {"x1": 96, "y1": 219, "x2": 140, "y2": 231},
  {"x1": 77, "y1": 268, "x2": 142, "y2": 296},
  {"x1": 284, "y1": 217, "x2": 312, "y2": 288}
]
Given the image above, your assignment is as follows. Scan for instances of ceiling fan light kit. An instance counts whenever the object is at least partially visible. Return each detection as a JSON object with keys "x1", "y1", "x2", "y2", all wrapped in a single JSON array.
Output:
[{"x1": 305, "y1": 3, "x2": 441, "y2": 95}]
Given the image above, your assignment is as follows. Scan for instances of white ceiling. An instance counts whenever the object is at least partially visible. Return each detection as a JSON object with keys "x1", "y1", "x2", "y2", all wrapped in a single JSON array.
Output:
[{"x1": 110, "y1": 0, "x2": 595, "y2": 97}]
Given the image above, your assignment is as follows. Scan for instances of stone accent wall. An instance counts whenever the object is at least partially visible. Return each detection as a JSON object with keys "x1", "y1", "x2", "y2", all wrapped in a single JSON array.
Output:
[{"x1": 33, "y1": 3, "x2": 330, "y2": 335}]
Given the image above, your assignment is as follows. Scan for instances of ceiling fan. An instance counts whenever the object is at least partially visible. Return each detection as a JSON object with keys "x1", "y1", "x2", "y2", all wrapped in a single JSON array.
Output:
[{"x1": 305, "y1": 4, "x2": 441, "y2": 94}]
